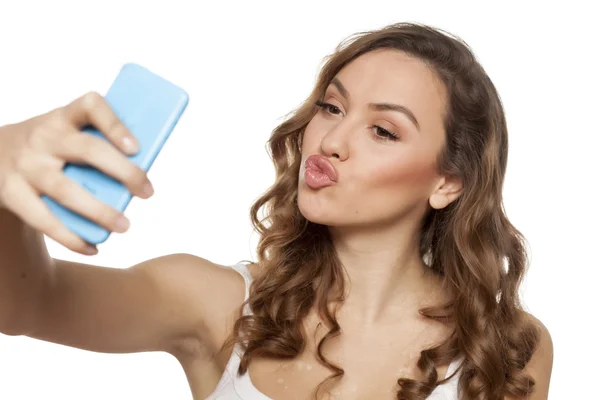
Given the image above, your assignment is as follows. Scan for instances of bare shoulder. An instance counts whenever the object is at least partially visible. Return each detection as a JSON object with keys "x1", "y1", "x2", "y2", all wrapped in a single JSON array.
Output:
[
  {"x1": 134, "y1": 253, "x2": 246, "y2": 299},
  {"x1": 136, "y1": 254, "x2": 248, "y2": 355},
  {"x1": 505, "y1": 311, "x2": 554, "y2": 400},
  {"x1": 523, "y1": 311, "x2": 553, "y2": 370}
]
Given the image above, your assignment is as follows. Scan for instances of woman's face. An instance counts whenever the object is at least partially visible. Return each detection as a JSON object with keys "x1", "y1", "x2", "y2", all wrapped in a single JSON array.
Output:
[{"x1": 298, "y1": 49, "x2": 456, "y2": 228}]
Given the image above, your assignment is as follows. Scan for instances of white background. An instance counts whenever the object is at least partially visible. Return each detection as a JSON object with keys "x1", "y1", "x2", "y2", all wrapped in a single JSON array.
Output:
[{"x1": 0, "y1": 1, "x2": 597, "y2": 399}]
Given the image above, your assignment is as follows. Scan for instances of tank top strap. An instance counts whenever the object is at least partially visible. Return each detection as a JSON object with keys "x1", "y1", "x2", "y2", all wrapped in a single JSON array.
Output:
[{"x1": 230, "y1": 262, "x2": 255, "y2": 316}]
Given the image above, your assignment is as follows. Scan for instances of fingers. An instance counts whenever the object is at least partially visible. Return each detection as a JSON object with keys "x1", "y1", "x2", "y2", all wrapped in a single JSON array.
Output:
[
  {"x1": 28, "y1": 166, "x2": 132, "y2": 235},
  {"x1": 48, "y1": 127, "x2": 154, "y2": 199},
  {"x1": 64, "y1": 91, "x2": 139, "y2": 156},
  {"x1": 1, "y1": 176, "x2": 97, "y2": 255},
  {"x1": 1, "y1": 90, "x2": 157, "y2": 255}
]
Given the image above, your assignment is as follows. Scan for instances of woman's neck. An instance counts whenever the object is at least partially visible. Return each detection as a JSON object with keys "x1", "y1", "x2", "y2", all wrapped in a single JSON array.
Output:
[{"x1": 328, "y1": 222, "x2": 447, "y2": 325}]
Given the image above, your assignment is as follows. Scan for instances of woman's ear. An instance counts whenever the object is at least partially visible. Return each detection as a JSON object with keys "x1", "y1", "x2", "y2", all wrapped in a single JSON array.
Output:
[{"x1": 429, "y1": 176, "x2": 463, "y2": 210}]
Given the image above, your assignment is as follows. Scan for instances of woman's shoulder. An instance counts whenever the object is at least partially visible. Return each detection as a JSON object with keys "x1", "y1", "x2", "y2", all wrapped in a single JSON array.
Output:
[
  {"x1": 510, "y1": 310, "x2": 554, "y2": 398},
  {"x1": 141, "y1": 253, "x2": 249, "y2": 355},
  {"x1": 139, "y1": 253, "x2": 247, "y2": 300}
]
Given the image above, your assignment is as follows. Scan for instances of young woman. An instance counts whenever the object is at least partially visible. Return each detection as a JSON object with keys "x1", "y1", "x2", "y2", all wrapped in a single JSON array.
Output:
[{"x1": 0, "y1": 22, "x2": 552, "y2": 399}]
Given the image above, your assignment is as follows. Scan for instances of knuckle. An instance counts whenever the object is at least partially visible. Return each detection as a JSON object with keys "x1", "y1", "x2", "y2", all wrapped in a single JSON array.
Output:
[
  {"x1": 125, "y1": 166, "x2": 147, "y2": 186},
  {"x1": 93, "y1": 204, "x2": 119, "y2": 226},
  {"x1": 13, "y1": 149, "x2": 33, "y2": 173},
  {"x1": 44, "y1": 221, "x2": 65, "y2": 241},
  {"x1": 111, "y1": 120, "x2": 130, "y2": 140},
  {"x1": 106, "y1": 115, "x2": 123, "y2": 132},
  {"x1": 26, "y1": 120, "x2": 63, "y2": 151},
  {"x1": 0, "y1": 174, "x2": 16, "y2": 203},
  {"x1": 3, "y1": 140, "x2": 21, "y2": 170},
  {"x1": 47, "y1": 108, "x2": 68, "y2": 126},
  {"x1": 81, "y1": 91, "x2": 103, "y2": 111},
  {"x1": 26, "y1": 126, "x2": 49, "y2": 149}
]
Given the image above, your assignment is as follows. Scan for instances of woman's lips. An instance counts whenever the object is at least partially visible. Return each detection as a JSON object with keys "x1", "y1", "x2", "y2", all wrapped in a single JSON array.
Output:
[{"x1": 304, "y1": 155, "x2": 338, "y2": 189}]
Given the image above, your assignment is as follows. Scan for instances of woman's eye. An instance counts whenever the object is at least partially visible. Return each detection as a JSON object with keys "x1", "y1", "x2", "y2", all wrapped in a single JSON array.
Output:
[
  {"x1": 316, "y1": 100, "x2": 342, "y2": 116},
  {"x1": 373, "y1": 125, "x2": 400, "y2": 141}
]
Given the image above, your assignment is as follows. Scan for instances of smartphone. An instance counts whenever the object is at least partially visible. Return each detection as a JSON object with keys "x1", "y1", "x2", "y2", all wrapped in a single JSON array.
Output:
[{"x1": 42, "y1": 62, "x2": 189, "y2": 245}]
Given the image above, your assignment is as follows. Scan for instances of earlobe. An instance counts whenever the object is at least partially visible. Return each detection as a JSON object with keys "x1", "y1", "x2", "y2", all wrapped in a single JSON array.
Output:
[{"x1": 428, "y1": 194, "x2": 445, "y2": 210}]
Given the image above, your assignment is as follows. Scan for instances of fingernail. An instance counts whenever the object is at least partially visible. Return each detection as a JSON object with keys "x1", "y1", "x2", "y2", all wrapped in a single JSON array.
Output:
[
  {"x1": 122, "y1": 136, "x2": 139, "y2": 154},
  {"x1": 115, "y1": 214, "x2": 130, "y2": 232},
  {"x1": 84, "y1": 244, "x2": 98, "y2": 255},
  {"x1": 143, "y1": 181, "x2": 154, "y2": 197}
]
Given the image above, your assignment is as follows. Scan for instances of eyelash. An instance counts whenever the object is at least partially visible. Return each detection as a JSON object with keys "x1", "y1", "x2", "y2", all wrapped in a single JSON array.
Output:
[{"x1": 315, "y1": 100, "x2": 400, "y2": 141}]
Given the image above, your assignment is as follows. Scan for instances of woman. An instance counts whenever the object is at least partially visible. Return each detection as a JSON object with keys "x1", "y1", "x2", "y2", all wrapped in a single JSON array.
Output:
[{"x1": 0, "y1": 22, "x2": 552, "y2": 399}]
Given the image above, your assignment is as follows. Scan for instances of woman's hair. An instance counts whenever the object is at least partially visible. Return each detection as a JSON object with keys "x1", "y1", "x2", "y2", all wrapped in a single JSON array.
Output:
[{"x1": 222, "y1": 22, "x2": 540, "y2": 400}]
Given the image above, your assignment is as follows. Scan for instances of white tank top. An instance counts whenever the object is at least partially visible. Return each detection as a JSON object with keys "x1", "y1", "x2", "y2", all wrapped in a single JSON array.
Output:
[{"x1": 205, "y1": 262, "x2": 462, "y2": 399}]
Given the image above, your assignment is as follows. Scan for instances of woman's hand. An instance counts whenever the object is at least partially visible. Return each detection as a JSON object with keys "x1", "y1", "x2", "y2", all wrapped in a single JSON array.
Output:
[{"x1": 0, "y1": 92, "x2": 154, "y2": 255}]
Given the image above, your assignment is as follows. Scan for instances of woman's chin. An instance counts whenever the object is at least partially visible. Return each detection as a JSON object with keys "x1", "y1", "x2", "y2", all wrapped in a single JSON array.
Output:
[{"x1": 297, "y1": 196, "x2": 338, "y2": 226}]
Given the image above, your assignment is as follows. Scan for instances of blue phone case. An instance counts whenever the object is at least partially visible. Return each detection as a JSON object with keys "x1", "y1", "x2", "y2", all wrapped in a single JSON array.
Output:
[{"x1": 42, "y1": 63, "x2": 189, "y2": 245}]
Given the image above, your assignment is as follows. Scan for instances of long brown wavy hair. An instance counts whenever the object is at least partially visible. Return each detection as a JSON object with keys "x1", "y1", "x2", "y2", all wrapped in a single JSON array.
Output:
[{"x1": 222, "y1": 22, "x2": 540, "y2": 400}]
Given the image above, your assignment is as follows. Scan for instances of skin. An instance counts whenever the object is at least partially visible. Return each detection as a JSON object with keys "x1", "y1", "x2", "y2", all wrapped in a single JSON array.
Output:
[
  {"x1": 298, "y1": 49, "x2": 460, "y2": 324},
  {"x1": 0, "y1": 49, "x2": 553, "y2": 399},
  {"x1": 248, "y1": 49, "x2": 464, "y2": 397}
]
